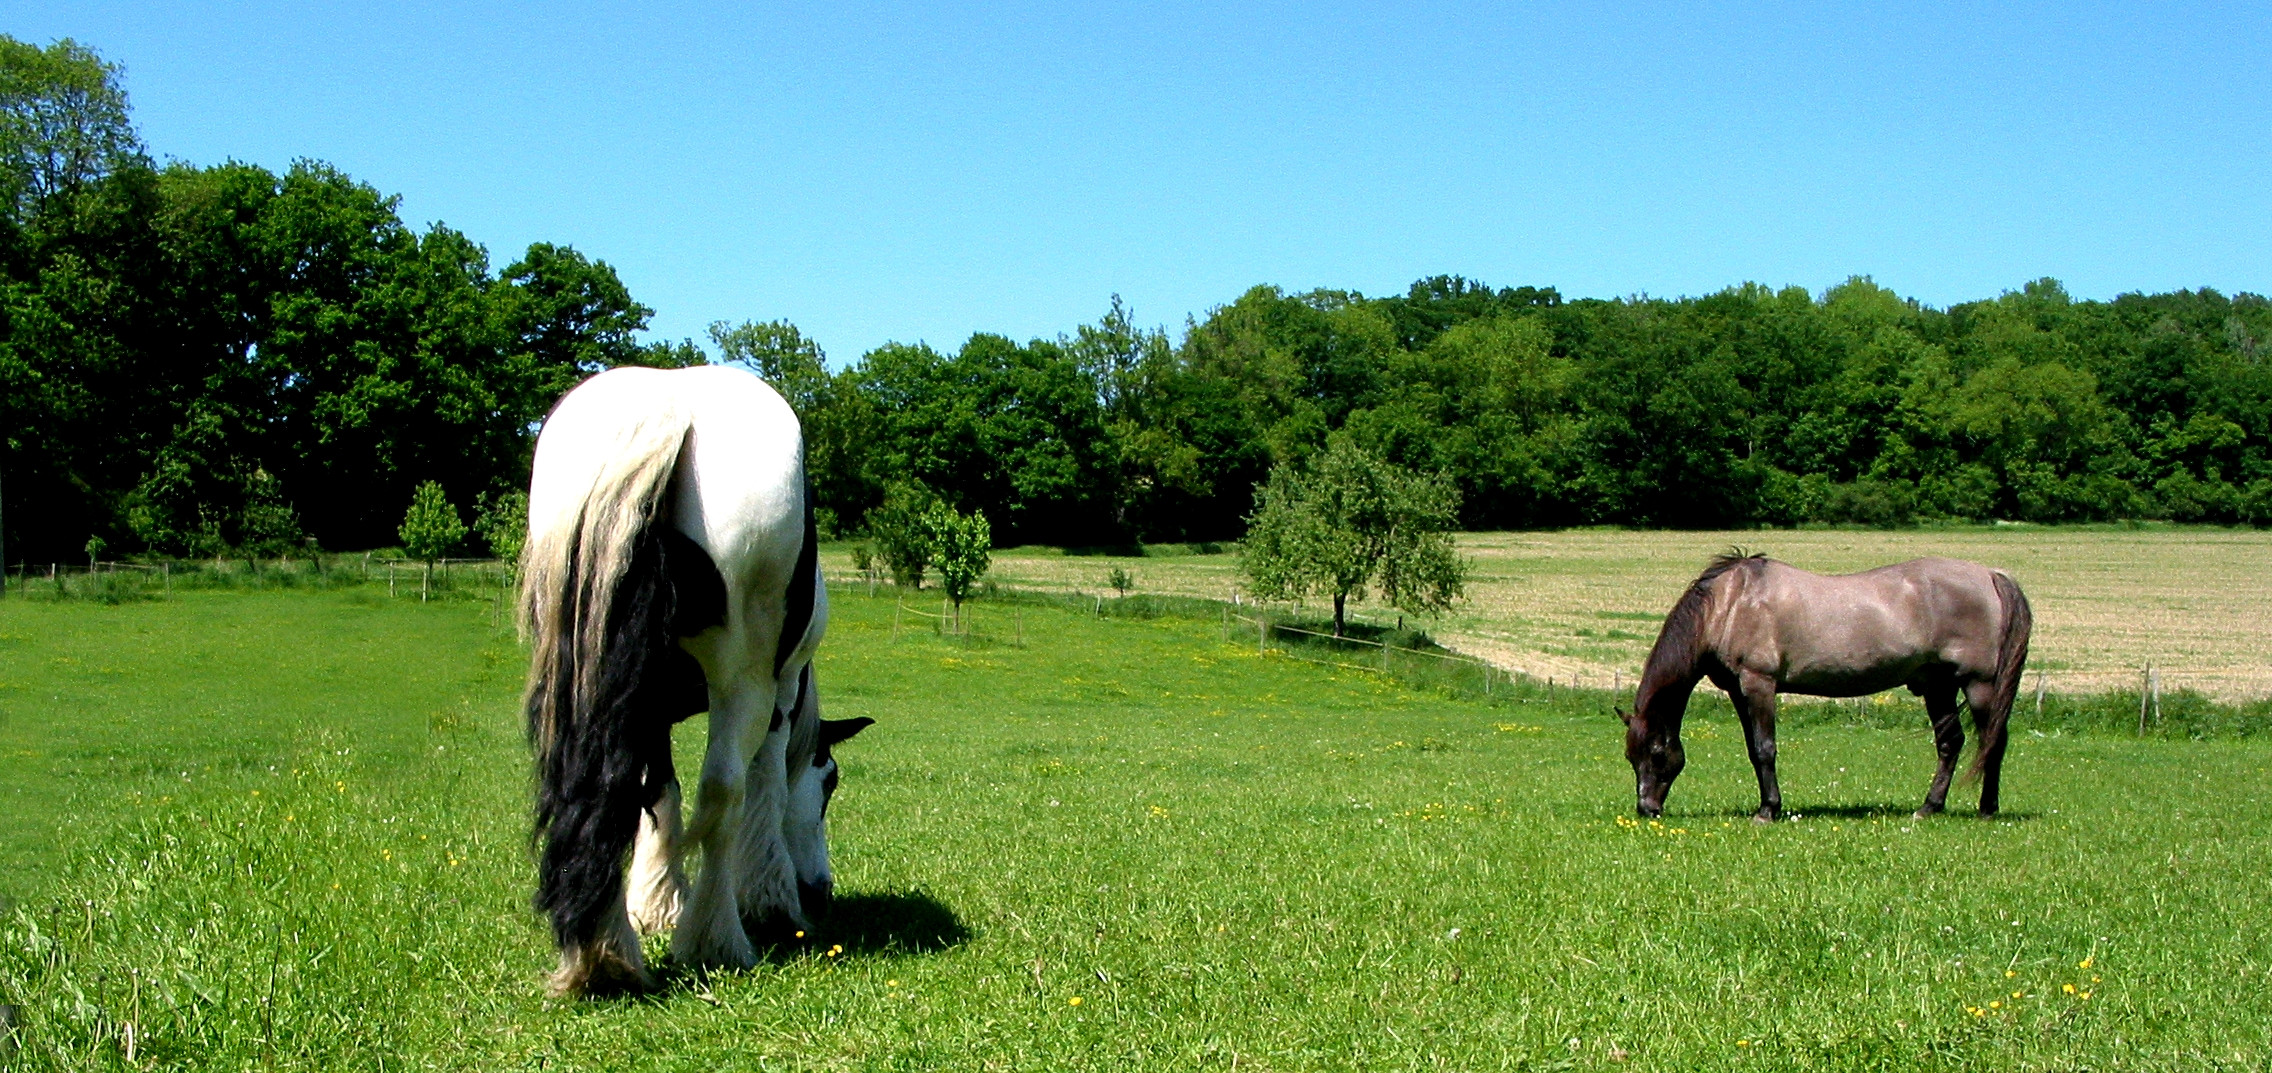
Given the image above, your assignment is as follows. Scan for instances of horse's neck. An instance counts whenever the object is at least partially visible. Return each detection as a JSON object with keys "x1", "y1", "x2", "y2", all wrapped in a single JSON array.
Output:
[{"x1": 1636, "y1": 665, "x2": 1701, "y2": 733}]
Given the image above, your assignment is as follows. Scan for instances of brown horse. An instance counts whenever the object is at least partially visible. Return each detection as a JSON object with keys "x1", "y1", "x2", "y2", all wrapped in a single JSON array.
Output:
[{"x1": 1622, "y1": 553, "x2": 2031, "y2": 822}]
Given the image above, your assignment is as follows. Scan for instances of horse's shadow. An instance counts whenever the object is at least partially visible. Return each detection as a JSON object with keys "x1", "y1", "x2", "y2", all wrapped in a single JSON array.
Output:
[
  {"x1": 636, "y1": 890, "x2": 969, "y2": 999},
  {"x1": 1714, "y1": 803, "x2": 2040, "y2": 822},
  {"x1": 797, "y1": 889, "x2": 972, "y2": 957}
]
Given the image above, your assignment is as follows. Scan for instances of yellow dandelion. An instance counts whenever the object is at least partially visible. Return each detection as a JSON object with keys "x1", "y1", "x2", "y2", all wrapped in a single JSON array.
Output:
[
  {"x1": 1989, "y1": 1001, "x2": 2000, "y2": 1009},
  {"x1": 1068, "y1": 996, "x2": 1082, "y2": 1006},
  {"x1": 2005, "y1": 970, "x2": 2016, "y2": 978},
  {"x1": 2063, "y1": 983, "x2": 2076, "y2": 994},
  {"x1": 1974, "y1": 1008, "x2": 1986, "y2": 1017},
  {"x1": 1736, "y1": 1040, "x2": 1749, "y2": 1046},
  {"x1": 2091, "y1": 975, "x2": 2100, "y2": 983},
  {"x1": 284, "y1": 814, "x2": 294, "y2": 822},
  {"x1": 2080, "y1": 991, "x2": 2092, "y2": 1000},
  {"x1": 2011, "y1": 990, "x2": 2022, "y2": 998},
  {"x1": 795, "y1": 930, "x2": 806, "y2": 939},
  {"x1": 330, "y1": 883, "x2": 340, "y2": 890},
  {"x1": 2079, "y1": 956, "x2": 2093, "y2": 969},
  {"x1": 887, "y1": 979, "x2": 900, "y2": 988},
  {"x1": 251, "y1": 790, "x2": 260, "y2": 796}
]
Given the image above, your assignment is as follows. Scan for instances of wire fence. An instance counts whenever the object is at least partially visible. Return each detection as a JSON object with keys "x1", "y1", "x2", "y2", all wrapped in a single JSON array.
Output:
[{"x1": 0, "y1": 554, "x2": 516, "y2": 603}]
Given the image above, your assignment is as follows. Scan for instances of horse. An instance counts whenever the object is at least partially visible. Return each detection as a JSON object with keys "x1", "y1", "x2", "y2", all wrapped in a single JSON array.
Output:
[
  {"x1": 519, "y1": 364, "x2": 871, "y2": 997},
  {"x1": 1621, "y1": 552, "x2": 2031, "y2": 823}
]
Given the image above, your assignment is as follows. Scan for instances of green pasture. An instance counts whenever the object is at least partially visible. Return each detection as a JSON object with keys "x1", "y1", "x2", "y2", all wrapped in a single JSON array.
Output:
[{"x1": 2, "y1": 585, "x2": 2270, "y2": 1071}]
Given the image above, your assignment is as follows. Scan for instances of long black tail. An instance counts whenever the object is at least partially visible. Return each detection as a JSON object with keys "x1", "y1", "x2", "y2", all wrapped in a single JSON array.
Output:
[
  {"x1": 1966, "y1": 570, "x2": 2032, "y2": 781},
  {"x1": 528, "y1": 508, "x2": 710, "y2": 950}
]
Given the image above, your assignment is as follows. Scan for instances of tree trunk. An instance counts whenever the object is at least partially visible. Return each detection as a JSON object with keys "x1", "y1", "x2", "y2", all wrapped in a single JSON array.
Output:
[{"x1": 1333, "y1": 592, "x2": 1347, "y2": 637}]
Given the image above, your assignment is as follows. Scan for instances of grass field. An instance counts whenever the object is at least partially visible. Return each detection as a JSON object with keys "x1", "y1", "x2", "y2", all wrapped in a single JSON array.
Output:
[
  {"x1": 4, "y1": 579, "x2": 2271, "y2": 1071},
  {"x1": 929, "y1": 526, "x2": 2272, "y2": 701}
]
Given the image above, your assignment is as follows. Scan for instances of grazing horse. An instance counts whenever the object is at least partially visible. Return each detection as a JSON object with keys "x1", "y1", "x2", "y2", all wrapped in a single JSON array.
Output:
[
  {"x1": 520, "y1": 365, "x2": 871, "y2": 997},
  {"x1": 1622, "y1": 553, "x2": 2030, "y2": 822}
]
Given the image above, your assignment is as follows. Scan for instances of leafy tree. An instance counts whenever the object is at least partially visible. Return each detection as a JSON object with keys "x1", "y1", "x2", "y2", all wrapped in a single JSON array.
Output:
[
  {"x1": 398, "y1": 481, "x2": 465, "y2": 601},
  {"x1": 1239, "y1": 440, "x2": 1466, "y2": 636},
  {"x1": 0, "y1": 35, "x2": 144, "y2": 219},
  {"x1": 925, "y1": 503, "x2": 992, "y2": 628},
  {"x1": 239, "y1": 468, "x2": 306, "y2": 561},
  {"x1": 866, "y1": 482, "x2": 939, "y2": 589},
  {"x1": 474, "y1": 490, "x2": 529, "y2": 567},
  {"x1": 710, "y1": 319, "x2": 830, "y2": 415}
]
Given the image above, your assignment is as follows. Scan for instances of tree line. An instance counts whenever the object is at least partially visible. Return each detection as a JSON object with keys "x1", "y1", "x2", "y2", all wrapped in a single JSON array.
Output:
[{"x1": 6, "y1": 36, "x2": 2271, "y2": 568}]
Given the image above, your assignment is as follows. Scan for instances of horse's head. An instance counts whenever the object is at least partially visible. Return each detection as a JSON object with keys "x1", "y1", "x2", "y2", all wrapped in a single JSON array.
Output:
[
  {"x1": 784, "y1": 673, "x2": 873, "y2": 923},
  {"x1": 1621, "y1": 700, "x2": 1685, "y2": 818}
]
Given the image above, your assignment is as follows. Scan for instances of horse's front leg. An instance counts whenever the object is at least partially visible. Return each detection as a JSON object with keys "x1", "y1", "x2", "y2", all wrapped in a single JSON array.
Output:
[
  {"x1": 1916, "y1": 683, "x2": 1964, "y2": 818},
  {"x1": 732, "y1": 706, "x2": 807, "y2": 937},
  {"x1": 670, "y1": 688, "x2": 763, "y2": 970},
  {"x1": 1733, "y1": 671, "x2": 1783, "y2": 822}
]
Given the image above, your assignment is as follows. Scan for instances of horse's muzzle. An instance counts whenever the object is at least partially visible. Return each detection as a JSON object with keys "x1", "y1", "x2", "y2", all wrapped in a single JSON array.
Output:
[{"x1": 798, "y1": 878, "x2": 833, "y2": 923}]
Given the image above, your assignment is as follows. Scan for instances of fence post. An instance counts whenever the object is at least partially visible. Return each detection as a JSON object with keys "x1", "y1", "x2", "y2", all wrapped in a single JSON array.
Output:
[
  {"x1": 2138, "y1": 661, "x2": 2151, "y2": 735},
  {"x1": 2033, "y1": 670, "x2": 2046, "y2": 720},
  {"x1": 2149, "y1": 665, "x2": 2161, "y2": 728},
  {"x1": 1258, "y1": 618, "x2": 1267, "y2": 655},
  {"x1": 162, "y1": 560, "x2": 170, "y2": 595}
]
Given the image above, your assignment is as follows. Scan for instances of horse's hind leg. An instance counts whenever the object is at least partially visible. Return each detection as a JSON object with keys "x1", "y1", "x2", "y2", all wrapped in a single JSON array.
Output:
[
  {"x1": 1967, "y1": 679, "x2": 2009, "y2": 818},
  {"x1": 1733, "y1": 671, "x2": 1783, "y2": 823},
  {"x1": 671, "y1": 688, "x2": 764, "y2": 971},
  {"x1": 1916, "y1": 682, "x2": 1964, "y2": 818},
  {"x1": 628, "y1": 778, "x2": 689, "y2": 935}
]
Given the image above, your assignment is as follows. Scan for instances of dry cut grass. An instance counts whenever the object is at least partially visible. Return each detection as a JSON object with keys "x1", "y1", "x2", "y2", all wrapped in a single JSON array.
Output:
[{"x1": 824, "y1": 526, "x2": 2272, "y2": 701}]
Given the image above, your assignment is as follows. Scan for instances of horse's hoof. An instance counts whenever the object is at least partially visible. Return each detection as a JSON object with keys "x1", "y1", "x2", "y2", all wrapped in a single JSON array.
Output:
[
  {"x1": 1751, "y1": 812, "x2": 1778, "y2": 825},
  {"x1": 1913, "y1": 806, "x2": 1941, "y2": 819}
]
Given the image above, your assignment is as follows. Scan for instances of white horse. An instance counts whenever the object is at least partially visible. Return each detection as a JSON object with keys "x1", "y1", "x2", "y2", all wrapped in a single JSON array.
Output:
[{"x1": 520, "y1": 364, "x2": 870, "y2": 997}]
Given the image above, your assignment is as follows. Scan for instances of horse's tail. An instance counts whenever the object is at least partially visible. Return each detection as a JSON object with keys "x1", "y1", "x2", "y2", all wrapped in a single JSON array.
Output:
[
  {"x1": 518, "y1": 405, "x2": 695, "y2": 981},
  {"x1": 1966, "y1": 569, "x2": 2033, "y2": 781}
]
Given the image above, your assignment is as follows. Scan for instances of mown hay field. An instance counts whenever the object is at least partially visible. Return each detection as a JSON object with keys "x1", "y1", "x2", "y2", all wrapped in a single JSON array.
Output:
[
  {"x1": 4, "y1": 581, "x2": 2272, "y2": 1070},
  {"x1": 879, "y1": 527, "x2": 2272, "y2": 701}
]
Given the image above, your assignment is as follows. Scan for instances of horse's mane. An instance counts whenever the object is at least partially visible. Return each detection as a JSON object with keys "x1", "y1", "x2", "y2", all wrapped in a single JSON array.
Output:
[{"x1": 1638, "y1": 549, "x2": 1767, "y2": 697}]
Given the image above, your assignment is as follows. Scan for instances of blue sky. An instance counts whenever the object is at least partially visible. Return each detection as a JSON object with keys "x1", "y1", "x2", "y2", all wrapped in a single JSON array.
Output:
[{"x1": 12, "y1": 2, "x2": 2269, "y2": 363}]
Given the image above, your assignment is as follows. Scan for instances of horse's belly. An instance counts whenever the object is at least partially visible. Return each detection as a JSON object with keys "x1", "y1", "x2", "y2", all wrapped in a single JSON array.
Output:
[{"x1": 1778, "y1": 655, "x2": 1928, "y2": 698}]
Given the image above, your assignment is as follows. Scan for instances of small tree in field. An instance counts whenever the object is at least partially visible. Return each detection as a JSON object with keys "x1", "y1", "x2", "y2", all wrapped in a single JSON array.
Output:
[
  {"x1": 1239, "y1": 440, "x2": 1466, "y2": 637},
  {"x1": 925, "y1": 503, "x2": 991, "y2": 630},
  {"x1": 868, "y1": 482, "x2": 940, "y2": 590},
  {"x1": 239, "y1": 468, "x2": 306, "y2": 566},
  {"x1": 399, "y1": 481, "x2": 466, "y2": 602},
  {"x1": 475, "y1": 491, "x2": 529, "y2": 570}
]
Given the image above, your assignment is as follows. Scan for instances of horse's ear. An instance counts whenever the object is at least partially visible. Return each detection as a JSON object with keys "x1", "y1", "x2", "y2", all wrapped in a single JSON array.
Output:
[
  {"x1": 820, "y1": 716, "x2": 874, "y2": 747},
  {"x1": 1615, "y1": 706, "x2": 1634, "y2": 727}
]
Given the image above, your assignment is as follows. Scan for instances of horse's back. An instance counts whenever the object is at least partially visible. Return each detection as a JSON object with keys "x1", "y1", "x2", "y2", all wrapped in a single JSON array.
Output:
[
  {"x1": 534, "y1": 366, "x2": 803, "y2": 559},
  {"x1": 1727, "y1": 557, "x2": 2012, "y2": 692},
  {"x1": 531, "y1": 366, "x2": 815, "y2": 680}
]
